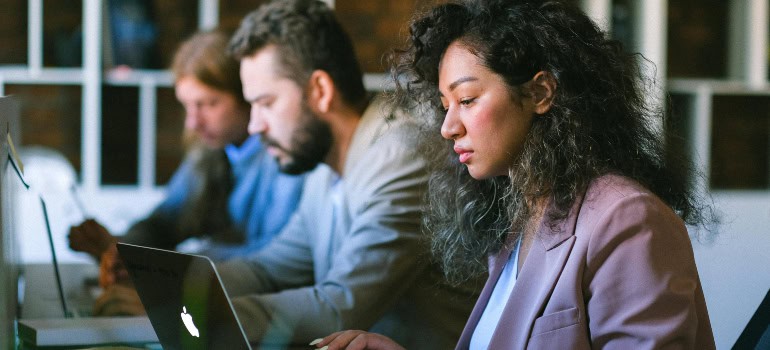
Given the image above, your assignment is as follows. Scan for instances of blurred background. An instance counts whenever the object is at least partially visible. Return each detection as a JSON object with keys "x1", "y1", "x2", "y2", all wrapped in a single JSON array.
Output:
[{"x1": 1, "y1": 0, "x2": 768, "y2": 348}]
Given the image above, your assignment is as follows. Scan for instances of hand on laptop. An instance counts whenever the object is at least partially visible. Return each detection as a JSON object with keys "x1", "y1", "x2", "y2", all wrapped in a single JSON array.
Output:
[
  {"x1": 68, "y1": 219, "x2": 117, "y2": 260},
  {"x1": 93, "y1": 284, "x2": 146, "y2": 316},
  {"x1": 99, "y1": 244, "x2": 131, "y2": 288},
  {"x1": 93, "y1": 246, "x2": 146, "y2": 316}
]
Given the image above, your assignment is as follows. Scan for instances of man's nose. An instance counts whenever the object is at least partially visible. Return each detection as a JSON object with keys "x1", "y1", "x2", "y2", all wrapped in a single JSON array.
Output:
[
  {"x1": 184, "y1": 110, "x2": 203, "y2": 131},
  {"x1": 248, "y1": 108, "x2": 267, "y2": 135}
]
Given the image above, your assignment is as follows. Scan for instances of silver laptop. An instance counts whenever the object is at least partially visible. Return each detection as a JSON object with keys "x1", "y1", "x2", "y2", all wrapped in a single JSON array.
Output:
[
  {"x1": 16, "y1": 194, "x2": 158, "y2": 347},
  {"x1": 117, "y1": 242, "x2": 252, "y2": 350}
]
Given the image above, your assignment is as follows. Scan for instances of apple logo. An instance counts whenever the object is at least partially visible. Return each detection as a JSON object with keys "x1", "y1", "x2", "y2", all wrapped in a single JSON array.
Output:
[{"x1": 181, "y1": 306, "x2": 200, "y2": 337}]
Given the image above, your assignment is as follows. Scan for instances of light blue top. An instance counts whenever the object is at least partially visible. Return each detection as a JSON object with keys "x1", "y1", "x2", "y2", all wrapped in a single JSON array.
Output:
[
  {"x1": 122, "y1": 134, "x2": 305, "y2": 261},
  {"x1": 470, "y1": 237, "x2": 522, "y2": 350}
]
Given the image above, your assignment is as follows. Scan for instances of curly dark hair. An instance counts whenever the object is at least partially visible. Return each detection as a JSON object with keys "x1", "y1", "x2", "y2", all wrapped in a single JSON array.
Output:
[
  {"x1": 228, "y1": 0, "x2": 368, "y2": 112},
  {"x1": 391, "y1": 0, "x2": 715, "y2": 284}
]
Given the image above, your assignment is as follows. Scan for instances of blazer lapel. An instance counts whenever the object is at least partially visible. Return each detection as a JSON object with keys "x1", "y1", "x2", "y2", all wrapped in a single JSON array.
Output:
[
  {"x1": 487, "y1": 198, "x2": 584, "y2": 349},
  {"x1": 455, "y1": 239, "x2": 516, "y2": 349}
]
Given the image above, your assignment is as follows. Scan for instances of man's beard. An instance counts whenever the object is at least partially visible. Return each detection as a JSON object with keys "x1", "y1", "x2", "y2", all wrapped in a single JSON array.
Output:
[{"x1": 263, "y1": 105, "x2": 333, "y2": 175}]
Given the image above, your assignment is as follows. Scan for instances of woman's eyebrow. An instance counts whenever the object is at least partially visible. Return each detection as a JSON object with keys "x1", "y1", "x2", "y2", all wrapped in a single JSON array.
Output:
[{"x1": 448, "y1": 76, "x2": 478, "y2": 91}]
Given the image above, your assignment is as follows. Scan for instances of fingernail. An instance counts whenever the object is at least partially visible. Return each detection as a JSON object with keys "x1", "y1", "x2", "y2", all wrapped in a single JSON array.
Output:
[
  {"x1": 319, "y1": 346, "x2": 328, "y2": 350},
  {"x1": 309, "y1": 338, "x2": 323, "y2": 346}
]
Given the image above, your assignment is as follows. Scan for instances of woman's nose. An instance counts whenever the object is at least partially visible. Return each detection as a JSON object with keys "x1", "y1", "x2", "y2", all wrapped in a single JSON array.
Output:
[{"x1": 440, "y1": 108, "x2": 464, "y2": 140}]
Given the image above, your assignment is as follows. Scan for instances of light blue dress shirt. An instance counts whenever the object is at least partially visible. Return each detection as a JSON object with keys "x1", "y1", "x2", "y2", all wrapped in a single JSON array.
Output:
[
  {"x1": 470, "y1": 237, "x2": 522, "y2": 350},
  {"x1": 123, "y1": 134, "x2": 305, "y2": 260}
]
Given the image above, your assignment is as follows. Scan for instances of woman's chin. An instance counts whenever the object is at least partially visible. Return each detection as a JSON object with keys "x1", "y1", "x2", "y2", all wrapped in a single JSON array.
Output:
[{"x1": 466, "y1": 166, "x2": 489, "y2": 180}]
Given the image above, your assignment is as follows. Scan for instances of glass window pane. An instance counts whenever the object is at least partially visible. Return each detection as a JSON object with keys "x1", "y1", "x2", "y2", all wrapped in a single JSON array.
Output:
[
  {"x1": 44, "y1": 0, "x2": 83, "y2": 67},
  {"x1": 667, "y1": 0, "x2": 728, "y2": 78},
  {"x1": 101, "y1": 85, "x2": 138, "y2": 185},
  {"x1": 155, "y1": 86, "x2": 184, "y2": 185},
  {"x1": 5, "y1": 84, "x2": 83, "y2": 178},
  {"x1": 711, "y1": 95, "x2": 770, "y2": 189},
  {"x1": 0, "y1": 0, "x2": 28, "y2": 65}
]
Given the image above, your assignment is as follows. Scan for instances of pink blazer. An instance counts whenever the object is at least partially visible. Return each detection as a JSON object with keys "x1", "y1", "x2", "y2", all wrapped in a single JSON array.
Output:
[{"x1": 456, "y1": 175, "x2": 715, "y2": 349}]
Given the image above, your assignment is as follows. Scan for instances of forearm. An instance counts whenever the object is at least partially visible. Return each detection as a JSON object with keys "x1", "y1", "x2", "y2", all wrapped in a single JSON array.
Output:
[
  {"x1": 119, "y1": 215, "x2": 181, "y2": 250},
  {"x1": 232, "y1": 287, "x2": 344, "y2": 345},
  {"x1": 228, "y1": 233, "x2": 426, "y2": 346},
  {"x1": 216, "y1": 258, "x2": 284, "y2": 297}
]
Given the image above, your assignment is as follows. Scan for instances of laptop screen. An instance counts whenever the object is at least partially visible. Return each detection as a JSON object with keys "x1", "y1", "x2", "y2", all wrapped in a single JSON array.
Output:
[
  {"x1": 734, "y1": 289, "x2": 770, "y2": 350},
  {"x1": 117, "y1": 242, "x2": 251, "y2": 350},
  {"x1": 1, "y1": 96, "x2": 22, "y2": 348}
]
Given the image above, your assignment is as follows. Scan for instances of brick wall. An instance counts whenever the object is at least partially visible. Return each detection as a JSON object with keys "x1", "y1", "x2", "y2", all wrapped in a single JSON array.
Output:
[
  {"x1": 3, "y1": 84, "x2": 83, "y2": 176},
  {"x1": 337, "y1": 0, "x2": 447, "y2": 73},
  {"x1": 5, "y1": 1, "x2": 761, "y2": 189},
  {"x1": 0, "y1": 0, "x2": 27, "y2": 64},
  {"x1": 1, "y1": 0, "x2": 440, "y2": 185}
]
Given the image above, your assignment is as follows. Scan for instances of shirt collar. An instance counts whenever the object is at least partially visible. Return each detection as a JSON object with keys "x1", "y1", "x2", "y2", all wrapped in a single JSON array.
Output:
[{"x1": 224, "y1": 134, "x2": 261, "y2": 164}]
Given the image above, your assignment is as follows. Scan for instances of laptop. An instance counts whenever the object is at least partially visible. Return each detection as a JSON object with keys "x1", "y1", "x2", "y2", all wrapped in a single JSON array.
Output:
[
  {"x1": 733, "y1": 288, "x2": 770, "y2": 350},
  {"x1": 116, "y1": 242, "x2": 252, "y2": 350},
  {"x1": 17, "y1": 192, "x2": 158, "y2": 347}
]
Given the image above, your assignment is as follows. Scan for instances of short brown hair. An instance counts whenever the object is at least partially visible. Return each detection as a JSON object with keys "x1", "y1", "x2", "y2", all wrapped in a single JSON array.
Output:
[{"x1": 228, "y1": 0, "x2": 367, "y2": 111}]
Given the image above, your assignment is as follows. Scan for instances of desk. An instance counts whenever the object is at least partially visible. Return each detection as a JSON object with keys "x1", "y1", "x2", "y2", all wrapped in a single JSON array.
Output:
[
  {"x1": 20, "y1": 263, "x2": 100, "y2": 319},
  {"x1": 16, "y1": 335, "x2": 317, "y2": 350},
  {"x1": 13, "y1": 263, "x2": 316, "y2": 350},
  {"x1": 16, "y1": 342, "x2": 161, "y2": 350},
  {"x1": 14, "y1": 263, "x2": 160, "y2": 350},
  {"x1": 14, "y1": 325, "x2": 320, "y2": 350}
]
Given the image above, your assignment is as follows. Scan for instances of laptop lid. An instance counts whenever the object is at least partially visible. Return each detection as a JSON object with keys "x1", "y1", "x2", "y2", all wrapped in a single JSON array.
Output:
[
  {"x1": 117, "y1": 242, "x2": 251, "y2": 350},
  {"x1": 1, "y1": 95, "x2": 22, "y2": 349},
  {"x1": 733, "y1": 288, "x2": 770, "y2": 350}
]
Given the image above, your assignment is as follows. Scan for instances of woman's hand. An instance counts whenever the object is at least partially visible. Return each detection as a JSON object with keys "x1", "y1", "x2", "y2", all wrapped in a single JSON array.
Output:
[
  {"x1": 68, "y1": 219, "x2": 117, "y2": 260},
  {"x1": 310, "y1": 331, "x2": 406, "y2": 350}
]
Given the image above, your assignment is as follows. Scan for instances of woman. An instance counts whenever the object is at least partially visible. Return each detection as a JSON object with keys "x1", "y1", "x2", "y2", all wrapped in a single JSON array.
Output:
[
  {"x1": 67, "y1": 31, "x2": 305, "y2": 313},
  {"x1": 313, "y1": 0, "x2": 716, "y2": 349}
]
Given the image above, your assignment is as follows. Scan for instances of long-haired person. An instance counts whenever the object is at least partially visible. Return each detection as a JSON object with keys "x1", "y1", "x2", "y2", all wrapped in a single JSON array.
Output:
[
  {"x1": 68, "y1": 30, "x2": 305, "y2": 315},
  {"x1": 315, "y1": 0, "x2": 716, "y2": 349}
]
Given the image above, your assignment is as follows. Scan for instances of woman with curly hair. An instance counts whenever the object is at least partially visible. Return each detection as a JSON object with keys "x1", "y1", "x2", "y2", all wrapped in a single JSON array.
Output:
[{"x1": 313, "y1": 0, "x2": 716, "y2": 349}]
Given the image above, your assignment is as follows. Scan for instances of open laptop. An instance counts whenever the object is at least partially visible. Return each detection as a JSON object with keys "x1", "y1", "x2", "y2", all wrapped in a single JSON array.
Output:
[
  {"x1": 16, "y1": 183, "x2": 158, "y2": 347},
  {"x1": 1, "y1": 95, "x2": 22, "y2": 349},
  {"x1": 117, "y1": 242, "x2": 252, "y2": 350},
  {"x1": 733, "y1": 288, "x2": 770, "y2": 350}
]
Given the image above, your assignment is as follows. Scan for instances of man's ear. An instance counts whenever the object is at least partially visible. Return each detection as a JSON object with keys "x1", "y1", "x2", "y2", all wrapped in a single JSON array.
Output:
[
  {"x1": 530, "y1": 71, "x2": 556, "y2": 114},
  {"x1": 307, "y1": 70, "x2": 335, "y2": 114}
]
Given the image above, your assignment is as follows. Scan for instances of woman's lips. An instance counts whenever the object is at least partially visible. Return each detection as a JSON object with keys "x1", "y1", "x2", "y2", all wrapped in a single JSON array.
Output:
[{"x1": 454, "y1": 146, "x2": 472, "y2": 164}]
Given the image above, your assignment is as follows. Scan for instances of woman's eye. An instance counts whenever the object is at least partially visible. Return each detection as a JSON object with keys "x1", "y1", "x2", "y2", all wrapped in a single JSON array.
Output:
[{"x1": 459, "y1": 97, "x2": 475, "y2": 106}]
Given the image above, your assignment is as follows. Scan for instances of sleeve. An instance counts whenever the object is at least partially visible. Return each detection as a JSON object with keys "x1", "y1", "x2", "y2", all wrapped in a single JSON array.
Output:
[
  {"x1": 119, "y1": 157, "x2": 195, "y2": 249},
  {"x1": 216, "y1": 205, "x2": 316, "y2": 297},
  {"x1": 222, "y1": 131, "x2": 429, "y2": 346},
  {"x1": 584, "y1": 192, "x2": 708, "y2": 349}
]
